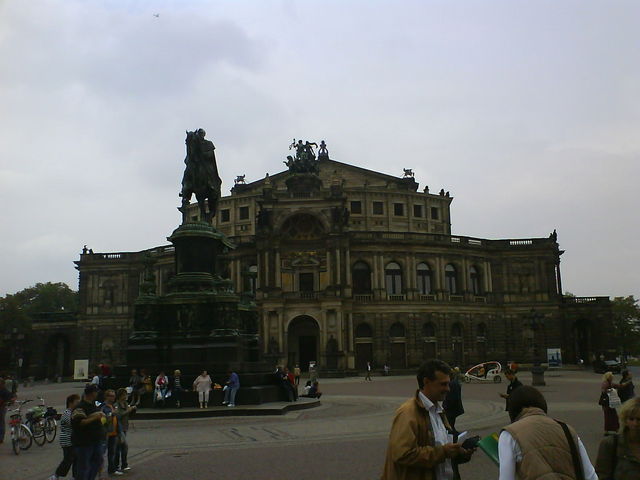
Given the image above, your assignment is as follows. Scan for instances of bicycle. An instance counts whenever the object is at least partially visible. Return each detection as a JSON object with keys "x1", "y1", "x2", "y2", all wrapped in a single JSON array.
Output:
[
  {"x1": 43, "y1": 399, "x2": 58, "y2": 443},
  {"x1": 8, "y1": 400, "x2": 34, "y2": 455},
  {"x1": 34, "y1": 396, "x2": 59, "y2": 443},
  {"x1": 24, "y1": 399, "x2": 47, "y2": 446}
]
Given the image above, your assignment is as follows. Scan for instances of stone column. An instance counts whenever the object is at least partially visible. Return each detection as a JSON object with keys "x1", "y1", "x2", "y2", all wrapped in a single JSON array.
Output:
[{"x1": 275, "y1": 251, "x2": 281, "y2": 288}]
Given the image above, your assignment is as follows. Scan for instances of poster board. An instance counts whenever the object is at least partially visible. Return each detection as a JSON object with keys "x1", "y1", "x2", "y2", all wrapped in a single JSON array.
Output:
[
  {"x1": 73, "y1": 359, "x2": 89, "y2": 380},
  {"x1": 547, "y1": 348, "x2": 562, "y2": 367}
]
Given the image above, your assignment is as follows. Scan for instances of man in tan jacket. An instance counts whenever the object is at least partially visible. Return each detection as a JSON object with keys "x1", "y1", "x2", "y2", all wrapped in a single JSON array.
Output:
[{"x1": 382, "y1": 359, "x2": 474, "y2": 480}]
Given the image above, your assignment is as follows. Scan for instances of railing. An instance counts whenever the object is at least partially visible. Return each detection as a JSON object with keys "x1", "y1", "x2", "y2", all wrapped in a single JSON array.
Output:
[
  {"x1": 298, "y1": 291, "x2": 319, "y2": 300},
  {"x1": 419, "y1": 294, "x2": 436, "y2": 301},
  {"x1": 350, "y1": 231, "x2": 550, "y2": 248},
  {"x1": 449, "y1": 295, "x2": 464, "y2": 302},
  {"x1": 387, "y1": 294, "x2": 406, "y2": 301},
  {"x1": 563, "y1": 296, "x2": 610, "y2": 304},
  {"x1": 474, "y1": 296, "x2": 487, "y2": 303},
  {"x1": 354, "y1": 294, "x2": 373, "y2": 303},
  {"x1": 509, "y1": 239, "x2": 533, "y2": 246}
]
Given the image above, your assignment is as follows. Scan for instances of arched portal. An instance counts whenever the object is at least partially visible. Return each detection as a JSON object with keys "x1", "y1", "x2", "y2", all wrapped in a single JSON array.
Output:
[{"x1": 287, "y1": 315, "x2": 320, "y2": 371}]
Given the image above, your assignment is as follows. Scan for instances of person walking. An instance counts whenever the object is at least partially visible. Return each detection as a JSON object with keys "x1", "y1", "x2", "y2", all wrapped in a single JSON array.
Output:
[
  {"x1": 618, "y1": 370, "x2": 635, "y2": 403},
  {"x1": 49, "y1": 394, "x2": 80, "y2": 480},
  {"x1": 443, "y1": 367, "x2": 464, "y2": 432},
  {"x1": 381, "y1": 359, "x2": 475, "y2": 480},
  {"x1": 193, "y1": 370, "x2": 212, "y2": 408},
  {"x1": 595, "y1": 397, "x2": 640, "y2": 479},
  {"x1": 365, "y1": 361, "x2": 372, "y2": 381},
  {"x1": 498, "y1": 385, "x2": 597, "y2": 480},
  {"x1": 499, "y1": 368, "x2": 523, "y2": 411},
  {"x1": 114, "y1": 388, "x2": 136, "y2": 474},
  {"x1": 0, "y1": 377, "x2": 17, "y2": 445},
  {"x1": 601, "y1": 371, "x2": 623, "y2": 434},
  {"x1": 222, "y1": 369, "x2": 240, "y2": 407},
  {"x1": 101, "y1": 389, "x2": 122, "y2": 477},
  {"x1": 71, "y1": 384, "x2": 106, "y2": 480}
]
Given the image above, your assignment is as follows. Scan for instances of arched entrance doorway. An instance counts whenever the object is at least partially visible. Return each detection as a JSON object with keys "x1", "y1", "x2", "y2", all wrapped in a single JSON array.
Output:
[{"x1": 287, "y1": 315, "x2": 320, "y2": 371}]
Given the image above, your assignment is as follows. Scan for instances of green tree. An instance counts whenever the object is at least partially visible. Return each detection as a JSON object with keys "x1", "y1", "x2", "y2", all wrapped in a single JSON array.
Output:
[
  {"x1": 0, "y1": 282, "x2": 78, "y2": 333},
  {"x1": 612, "y1": 295, "x2": 640, "y2": 357}
]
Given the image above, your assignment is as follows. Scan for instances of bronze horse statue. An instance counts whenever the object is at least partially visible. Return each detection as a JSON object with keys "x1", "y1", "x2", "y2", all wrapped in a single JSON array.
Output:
[{"x1": 180, "y1": 129, "x2": 222, "y2": 223}]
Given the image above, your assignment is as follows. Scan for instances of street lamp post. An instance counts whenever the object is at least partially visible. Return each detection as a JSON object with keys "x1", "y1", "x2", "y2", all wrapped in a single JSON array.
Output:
[{"x1": 527, "y1": 309, "x2": 546, "y2": 386}]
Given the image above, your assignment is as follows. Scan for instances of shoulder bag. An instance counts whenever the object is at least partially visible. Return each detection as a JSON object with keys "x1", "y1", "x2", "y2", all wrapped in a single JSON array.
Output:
[{"x1": 556, "y1": 420, "x2": 585, "y2": 480}]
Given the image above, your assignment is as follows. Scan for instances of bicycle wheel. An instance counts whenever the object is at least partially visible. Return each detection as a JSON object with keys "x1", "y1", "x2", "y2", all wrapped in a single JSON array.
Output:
[
  {"x1": 31, "y1": 419, "x2": 46, "y2": 446},
  {"x1": 44, "y1": 417, "x2": 57, "y2": 443},
  {"x1": 11, "y1": 426, "x2": 21, "y2": 455},
  {"x1": 18, "y1": 424, "x2": 33, "y2": 451}
]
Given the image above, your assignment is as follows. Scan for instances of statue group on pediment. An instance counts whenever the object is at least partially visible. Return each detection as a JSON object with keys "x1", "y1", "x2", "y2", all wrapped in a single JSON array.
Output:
[{"x1": 284, "y1": 139, "x2": 328, "y2": 174}]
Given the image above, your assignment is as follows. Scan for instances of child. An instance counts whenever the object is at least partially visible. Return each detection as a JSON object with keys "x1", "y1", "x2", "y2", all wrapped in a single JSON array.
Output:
[{"x1": 49, "y1": 394, "x2": 80, "y2": 480}]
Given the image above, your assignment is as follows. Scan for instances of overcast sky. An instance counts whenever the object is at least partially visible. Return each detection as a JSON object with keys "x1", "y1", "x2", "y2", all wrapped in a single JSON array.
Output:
[{"x1": 0, "y1": 0, "x2": 638, "y2": 298}]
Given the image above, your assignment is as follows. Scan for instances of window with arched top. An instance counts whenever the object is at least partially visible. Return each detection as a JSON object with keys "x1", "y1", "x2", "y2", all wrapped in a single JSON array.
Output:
[
  {"x1": 416, "y1": 262, "x2": 433, "y2": 294},
  {"x1": 352, "y1": 261, "x2": 372, "y2": 294},
  {"x1": 244, "y1": 264, "x2": 258, "y2": 294},
  {"x1": 470, "y1": 265, "x2": 482, "y2": 295},
  {"x1": 385, "y1": 262, "x2": 403, "y2": 295},
  {"x1": 445, "y1": 264, "x2": 458, "y2": 294},
  {"x1": 355, "y1": 323, "x2": 373, "y2": 338},
  {"x1": 422, "y1": 322, "x2": 436, "y2": 337},
  {"x1": 476, "y1": 323, "x2": 487, "y2": 340},
  {"x1": 389, "y1": 322, "x2": 406, "y2": 338}
]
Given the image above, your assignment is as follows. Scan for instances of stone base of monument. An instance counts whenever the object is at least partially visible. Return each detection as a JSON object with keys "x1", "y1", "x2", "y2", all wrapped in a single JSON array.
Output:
[{"x1": 129, "y1": 397, "x2": 321, "y2": 420}]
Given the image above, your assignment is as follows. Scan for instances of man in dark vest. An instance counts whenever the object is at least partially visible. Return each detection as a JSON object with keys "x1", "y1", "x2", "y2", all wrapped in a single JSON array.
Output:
[{"x1": 72, "y1": 384, "x2": 106, "y2": 480}]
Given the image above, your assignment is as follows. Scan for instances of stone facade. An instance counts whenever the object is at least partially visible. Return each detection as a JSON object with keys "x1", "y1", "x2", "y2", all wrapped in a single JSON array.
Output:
[{"x1": 26, "y1": 157, "x2": 615, "y2": 377}]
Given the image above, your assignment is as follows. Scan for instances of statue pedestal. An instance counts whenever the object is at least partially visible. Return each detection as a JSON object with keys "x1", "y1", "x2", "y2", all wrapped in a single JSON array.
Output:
[{"x1": 126, "y1": 221, "x2": 275, "y2": 402}]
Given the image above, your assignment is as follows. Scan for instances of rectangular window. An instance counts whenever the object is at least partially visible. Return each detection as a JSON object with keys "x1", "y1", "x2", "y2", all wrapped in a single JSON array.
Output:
[
  {"x1": 372, "y1": 201, "x2": 384, "y2": 215},
  {"x1": 430, "y1": 207, "x2": 439, "y2": 220},
  {"x1": 393, "y1": 203, "x2": 404, "y2": 216},
  {"x1": 350, "y1": 201, "x2": 362, "y2": 214},
  {"x1": 239, "y1": 206, "x2": 249, "y2": 220},
  {"x1": 221, "y1": 209, "x2": 230, "y2": 222},
  {"x1": 413, "y1": 204, "x2": 423, "y2": 218},
  {"x1": 299, "y1": 272, "x2": 314, "y2": 292}
]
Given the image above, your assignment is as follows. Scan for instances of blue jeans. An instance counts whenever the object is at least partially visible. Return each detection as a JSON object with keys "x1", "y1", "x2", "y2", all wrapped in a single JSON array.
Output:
[
  {"x1": 224, "y1": 387, "x2": 238, "y2": 405},
  {"x1": 75, "y1": 443, "x2": 104, "y2": 480}
]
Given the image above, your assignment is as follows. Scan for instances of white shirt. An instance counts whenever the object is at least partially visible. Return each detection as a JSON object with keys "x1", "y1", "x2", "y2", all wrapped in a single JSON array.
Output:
[
  {"x1": 498, "y1": 430, "x2": 597, "y2": 480},
  {"x1": 418, "y1": 392, "x2": 454, "y2": 480}
]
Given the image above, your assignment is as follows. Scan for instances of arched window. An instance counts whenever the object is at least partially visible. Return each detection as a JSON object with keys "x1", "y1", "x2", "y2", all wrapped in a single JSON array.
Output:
[
  {"x1": 244, "y1": 264, "x2": 258, "y2": 294},
  {"x1": 281, "y1": 213, "x2": 325, "y2": 240},
  {"x1": 416, "y1": 263, "x2": 432, "y2": 294},
  {"x1": 385, "y1": 262, "x2": 403, "y2": 295},
  {"x1": 389, "y1": 322, "x2": 406, "y2": 338},
  {"x1": 422, "y1": 323, "x2": 436, "y2": 337},
  {"x1": 470, "y1": 265, "x2": 482, "y2": 295},
  {"x1": 352, "y1": 261, "x2": 372, "y2": 294},
  {"x1": 476, "y1": 323, "x2": 487, "y2": 340},
  {"x1": 355, "y1": 323, "x2": 373, "y2": 338},
  {"x1": 445, "y1": 264, "x2": 458, "y2": 294}
]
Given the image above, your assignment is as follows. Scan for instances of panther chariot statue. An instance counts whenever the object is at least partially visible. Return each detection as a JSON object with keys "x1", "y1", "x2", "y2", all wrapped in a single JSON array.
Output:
[{"x1": 179, "y1": 128, "x2": 222, "y2": 223}]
